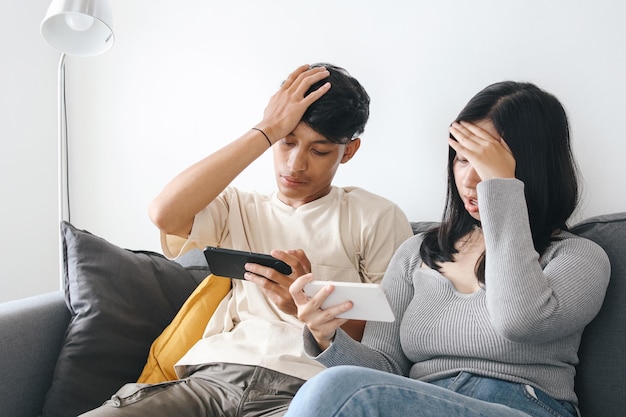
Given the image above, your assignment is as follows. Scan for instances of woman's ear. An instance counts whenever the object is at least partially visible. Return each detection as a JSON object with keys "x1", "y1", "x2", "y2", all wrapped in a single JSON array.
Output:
[{"x1": 340, "y1": 138, "x2": 361, "y2": 163}]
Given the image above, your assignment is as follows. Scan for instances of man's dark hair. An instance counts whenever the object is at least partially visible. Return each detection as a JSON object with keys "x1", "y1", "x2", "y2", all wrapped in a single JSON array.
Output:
[{"x1": 301, "y1": 63, "x2": 370, "y2": 144}]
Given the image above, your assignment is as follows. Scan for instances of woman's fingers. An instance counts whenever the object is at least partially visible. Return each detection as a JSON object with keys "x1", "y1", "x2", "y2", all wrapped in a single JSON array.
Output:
[
  {"x1": 289, "y1": 273, "x2": 315, "y2": 305},
  {"x1": 289, "y1": 275, "x2": 347, "y2": 349},
  {"x1": 450, "y1": 121, "x2": 498, "y2": 149},
  {"x1": 289, "y1": 276, "x2": 350, "y2": 323},
  {"x1": 449, "y1": 121, "x2": 516, "y2": 180}
]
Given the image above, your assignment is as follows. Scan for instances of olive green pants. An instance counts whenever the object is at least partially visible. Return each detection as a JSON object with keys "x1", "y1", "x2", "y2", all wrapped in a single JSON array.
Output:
[{"x1": 80, "y1": 363, "x2": 306, "y2": 417}]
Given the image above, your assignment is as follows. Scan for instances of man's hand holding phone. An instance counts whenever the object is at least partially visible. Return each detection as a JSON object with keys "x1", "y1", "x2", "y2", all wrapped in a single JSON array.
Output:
[
  {"x1": 244, "y1": 249, "x2": 311, "y2": 315},
  {"x1": 204, "y1": 246, "x2": 310, "y2": 316}
]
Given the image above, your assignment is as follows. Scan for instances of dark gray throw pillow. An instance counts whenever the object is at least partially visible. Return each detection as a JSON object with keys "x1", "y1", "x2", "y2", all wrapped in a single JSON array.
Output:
[{"x1": 42, "y1": 222, "x2": 209, "y2": 417}]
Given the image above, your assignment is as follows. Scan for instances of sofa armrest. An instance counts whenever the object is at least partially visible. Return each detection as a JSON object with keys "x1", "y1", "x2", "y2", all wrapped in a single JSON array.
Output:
[{"x1": 0, "y1": 291, "x2": 70, "y2": 417}]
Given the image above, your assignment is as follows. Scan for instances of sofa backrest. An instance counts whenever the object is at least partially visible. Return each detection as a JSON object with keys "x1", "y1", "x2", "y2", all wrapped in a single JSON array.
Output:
[
  {"x1": 411, "y1": 212, "x2": 626, "y2": 417},
  {"x1": 570, "y1": 212, "x2": 626, "y2": 417}
]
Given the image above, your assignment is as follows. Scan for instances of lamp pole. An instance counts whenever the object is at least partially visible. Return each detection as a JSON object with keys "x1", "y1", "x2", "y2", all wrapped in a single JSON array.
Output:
[
  {"x1": 57, "y1": 53, "x2": 69, "y2": 224},
  {"x1": 40, "y1": 0, "x2": 115, "y2": 287}
]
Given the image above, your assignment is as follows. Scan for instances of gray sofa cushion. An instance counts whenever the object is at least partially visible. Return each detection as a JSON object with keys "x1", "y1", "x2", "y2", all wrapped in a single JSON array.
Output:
[
  {"x1": 571, "y1": 212, "x2": 626, "y2": 417},
  {"x1": 42, "y1": 222, "x2": 210, "y2": 417},
  {"x1": 0, "y1": 292, "x2": 69, "y2": 417}
]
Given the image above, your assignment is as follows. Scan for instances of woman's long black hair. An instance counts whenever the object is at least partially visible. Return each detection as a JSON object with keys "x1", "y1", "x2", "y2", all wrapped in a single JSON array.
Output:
[{"x1": 420, "y1": 81, "x2": 579, "y2": 284}]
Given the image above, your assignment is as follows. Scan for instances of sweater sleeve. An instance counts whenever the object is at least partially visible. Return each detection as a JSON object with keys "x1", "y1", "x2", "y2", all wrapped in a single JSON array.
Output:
[{"x1": 479, "y1": 179, "x2": 610, "y2": 343}]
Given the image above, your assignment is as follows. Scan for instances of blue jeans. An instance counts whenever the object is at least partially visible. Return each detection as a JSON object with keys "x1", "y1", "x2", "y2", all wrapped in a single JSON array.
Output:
[{"x1": 285, "y1": 366, "x2": 578, "y2": 417}]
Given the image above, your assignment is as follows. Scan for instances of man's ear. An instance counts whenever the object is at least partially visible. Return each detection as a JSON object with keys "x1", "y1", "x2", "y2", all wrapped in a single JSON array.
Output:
[{"x1": 340, "y1": 138, "x2": 361, "y2": 163}]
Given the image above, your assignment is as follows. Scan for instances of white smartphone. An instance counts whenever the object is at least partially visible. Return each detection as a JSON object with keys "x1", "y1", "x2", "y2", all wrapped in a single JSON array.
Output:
[{"x1": 303, "y1": 280, "x2": 395, "y2": 322}]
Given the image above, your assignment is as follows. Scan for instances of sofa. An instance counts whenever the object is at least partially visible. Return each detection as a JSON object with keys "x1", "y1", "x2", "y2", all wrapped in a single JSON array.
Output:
[{"x1": 1, "y1": 214, "x2": 624, "y2": 417}]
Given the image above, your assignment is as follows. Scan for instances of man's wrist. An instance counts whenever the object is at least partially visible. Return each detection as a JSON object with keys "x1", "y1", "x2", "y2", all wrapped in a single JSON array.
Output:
[{"x1": 251, "y1": 127, "x2": 272, "y2": 148}]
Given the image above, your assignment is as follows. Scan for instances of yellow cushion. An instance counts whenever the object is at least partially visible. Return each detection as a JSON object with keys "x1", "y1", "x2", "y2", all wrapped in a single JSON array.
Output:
[{"x1": 137, "y1": 274, "x2": 232, "y2": 383}]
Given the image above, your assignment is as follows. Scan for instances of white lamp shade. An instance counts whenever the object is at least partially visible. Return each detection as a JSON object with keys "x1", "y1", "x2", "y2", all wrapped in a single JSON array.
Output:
[{"x1": 41, "y1": 0, "x2": 114, "y2": 57}]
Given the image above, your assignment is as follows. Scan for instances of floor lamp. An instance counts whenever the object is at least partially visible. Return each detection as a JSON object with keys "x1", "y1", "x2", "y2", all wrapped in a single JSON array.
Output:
[{"x1": 40, "y1": 0, "x2": 115, "y2": 285}]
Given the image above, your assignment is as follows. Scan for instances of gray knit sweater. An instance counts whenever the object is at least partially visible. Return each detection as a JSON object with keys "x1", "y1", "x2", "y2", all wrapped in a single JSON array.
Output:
[{"x1": 304, "y1": 179, "x2": 610, "y2": 404}]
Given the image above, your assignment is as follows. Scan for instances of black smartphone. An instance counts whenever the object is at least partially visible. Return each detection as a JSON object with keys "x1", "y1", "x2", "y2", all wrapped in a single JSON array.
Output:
[{"x1": 203, "y1": 246, "x2": 292, "y2": 279}]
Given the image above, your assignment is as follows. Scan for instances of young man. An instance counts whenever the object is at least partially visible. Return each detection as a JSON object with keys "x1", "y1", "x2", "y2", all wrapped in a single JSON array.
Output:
[{"x1": 81, "y1": 63, "x2": 413, "y2": 416}]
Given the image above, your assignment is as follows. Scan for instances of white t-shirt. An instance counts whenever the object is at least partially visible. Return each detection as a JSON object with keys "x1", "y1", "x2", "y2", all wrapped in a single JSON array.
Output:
[{"x1": 162, "y1": 186, "x2": 413, "y2": 380}]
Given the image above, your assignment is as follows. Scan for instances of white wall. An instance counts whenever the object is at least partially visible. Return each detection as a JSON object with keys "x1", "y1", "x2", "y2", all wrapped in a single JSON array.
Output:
[
  {"x1": 1, "y1": 1, "x2": 59, "y2": 302},
  {"x1": 3, "y1": 0, "x2": 626, "y2": 302}
]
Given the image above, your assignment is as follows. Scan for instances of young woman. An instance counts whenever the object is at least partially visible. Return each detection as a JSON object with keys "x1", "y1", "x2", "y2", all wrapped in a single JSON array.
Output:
[{"x1": 286, "y1": 81, "x2": 611, "y2": 417}]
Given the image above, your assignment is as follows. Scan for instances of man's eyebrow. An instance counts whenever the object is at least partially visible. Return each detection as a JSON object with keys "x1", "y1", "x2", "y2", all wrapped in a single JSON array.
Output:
[
  {"x1": 312, "y1": 139, "x2": 336, "y2": 145},
  {"x1": 287, "y1": 133, "x2": 337, "y2": 145}
]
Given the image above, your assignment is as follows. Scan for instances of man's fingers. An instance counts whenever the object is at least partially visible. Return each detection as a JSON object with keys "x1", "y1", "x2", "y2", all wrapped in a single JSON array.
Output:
[
  {"x1": 271, "y1": 249, "x2": 310, "y2": 275},
  {"x1": 280, "y1": 64, "x2": 310, "y2": 90}
]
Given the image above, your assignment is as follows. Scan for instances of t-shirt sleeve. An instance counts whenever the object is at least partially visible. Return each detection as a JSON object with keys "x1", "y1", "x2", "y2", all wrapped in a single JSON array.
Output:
[
  {"x1": 159, "y1": 188, "x2": 235, "y2": 259},
  {"x1": 358, "y1": 204, "x2": 414, "y2": 284}
]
